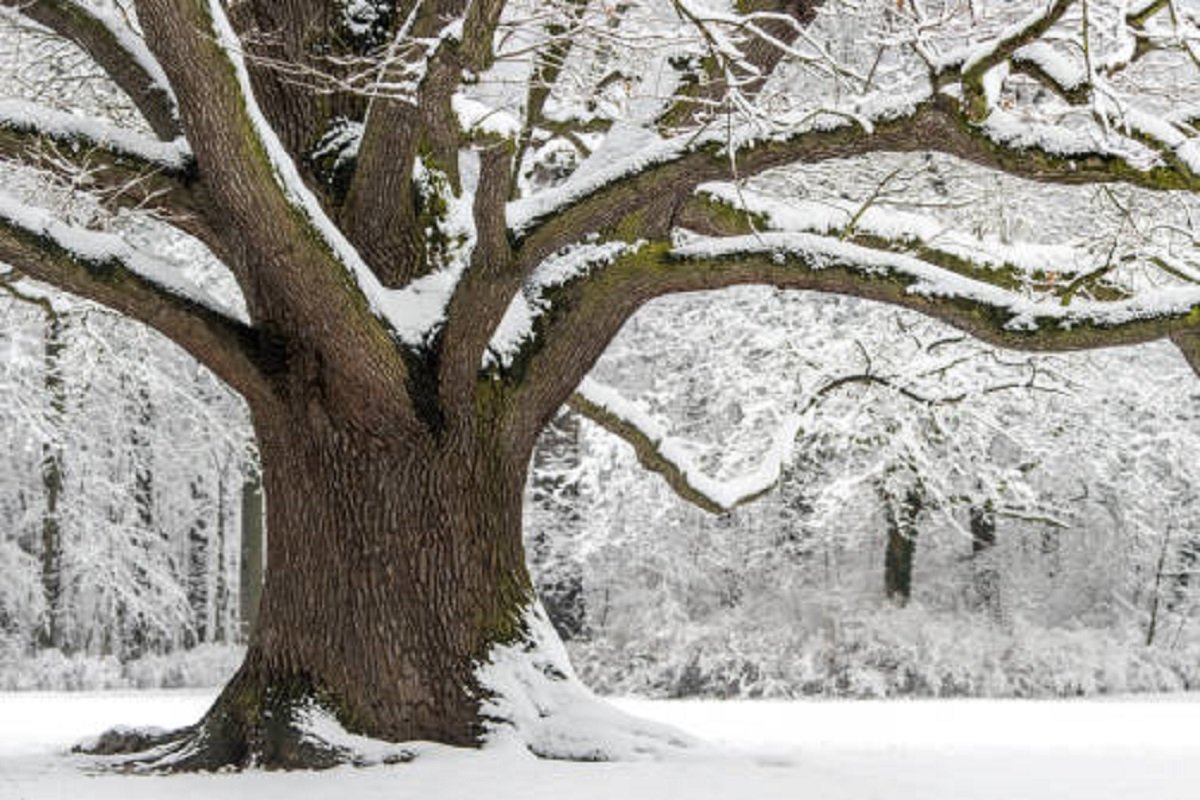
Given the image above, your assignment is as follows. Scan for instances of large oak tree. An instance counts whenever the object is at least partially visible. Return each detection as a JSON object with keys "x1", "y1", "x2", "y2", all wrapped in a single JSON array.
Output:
[{"x1": 1, "y1": 0, "x2": 1199, "y2": 769}]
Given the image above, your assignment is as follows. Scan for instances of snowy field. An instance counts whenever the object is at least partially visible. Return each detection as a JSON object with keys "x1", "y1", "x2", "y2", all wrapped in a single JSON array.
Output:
[{"x1": 1, "y1": 690, "x2": 1198, "y2": 799}]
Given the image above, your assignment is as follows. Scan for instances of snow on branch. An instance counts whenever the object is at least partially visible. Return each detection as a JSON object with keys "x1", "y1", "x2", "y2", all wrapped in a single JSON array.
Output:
[
  {"x1": 0, "y1": 0, "x2": 180, "y2": 139},
  {"x1": 0, "y1": 192, "x2": 267, "y2": 401},
  {"x1": 0, "y1": 191, "x2": 240, "y2": 320},
  {"x1": 202, "y1": 0, "x2": 437, "y2": 339},
  {"x1": 672, "y1": 231, "x2": 1200, "y2": 332},
  {"x1": 0, "y1": 99, "x2": 190, "y2": 168},
  {"x1": 696, "y1": 181, "x2": 1088, "y2": 281},
  {"x1": 570, "y1": 377, "x2": 800, "y2": 514}
]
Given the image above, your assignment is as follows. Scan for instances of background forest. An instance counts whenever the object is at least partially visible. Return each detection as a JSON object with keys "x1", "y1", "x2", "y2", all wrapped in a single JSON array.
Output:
[
  {"x1": 0, "y1": 0, "x2": 1198, "y2": 702},
  {"x1": 3, "y1": 277, "x2": 1199, "y2": 697}
]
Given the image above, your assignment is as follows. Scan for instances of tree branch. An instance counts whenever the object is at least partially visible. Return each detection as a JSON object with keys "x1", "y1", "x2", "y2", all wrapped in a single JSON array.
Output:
[
  {"x1": 511, "y1": 93, "x2": 1200, "y2": 276},
  {"x1": 502, "y1": 235, "x2": 1200, "y2": 451},
  {"x1": 2, "y1": 0, "x2": 180, "y2": 139},
  {"x1": 568, "y1": 378, "x2": 792, "y2": 514},
  {"x1": 0, "y1": 211, "x2": 271, "y2": 404},
  {"x1": 134, "y1": 0, "x2": 414, "y2": 428},
  {"x1": 0, "y1": 104, "x2": 224, "y2": 256}
]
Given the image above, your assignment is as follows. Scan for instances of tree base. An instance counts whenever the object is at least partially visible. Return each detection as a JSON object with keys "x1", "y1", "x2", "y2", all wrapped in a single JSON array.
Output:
[
  {"x1": 75, "y1": 605, "x2": 702, "y2": 772},
  {"x1": 76, "y1": 701, "x2": 417, "y2": 772}
]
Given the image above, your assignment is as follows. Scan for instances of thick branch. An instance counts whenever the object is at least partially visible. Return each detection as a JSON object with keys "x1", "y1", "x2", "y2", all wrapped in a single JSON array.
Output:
[
  {"x1": 340, "y1": 0, "x2": 505, "y2": 287},
  {"x1": 438, "y1": 142, "x2": 517, "y2": 417},
  {"x1": 503, "y1": 238, "x2": 1200, "y2": 451},
  {"x1": 0, "y1": 215, "x2": 271, "y2": 404},
  {"x1": 2, "y1": 0, "x2": 180, "y2": 139},
  {"x1": 0, "y1": 111, "x2": 224, "y2": 256},
  {"x1": 512, "y1": 94, "x2": 1200, "y2": 275},
  {"x1": 134, "y1": 0, "x2": 414, "y2": 429}
]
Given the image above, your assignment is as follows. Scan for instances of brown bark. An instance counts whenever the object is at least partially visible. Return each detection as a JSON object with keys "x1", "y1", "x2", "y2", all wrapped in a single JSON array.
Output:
[{"x1": 142, "y1": 387, "x2": 535, "y2": 769}]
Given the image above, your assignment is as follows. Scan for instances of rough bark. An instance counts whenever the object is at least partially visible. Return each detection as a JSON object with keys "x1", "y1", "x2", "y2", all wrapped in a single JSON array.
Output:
[
  {"x1": 239, "y1": 471, "x2": 264, "y2": 642},
  {"x1": 129, "y1": 389, "x2": 536, "y2": 769},
  {"x1": 10, "y1": 0, "x2": 1200, "y2": 773}
]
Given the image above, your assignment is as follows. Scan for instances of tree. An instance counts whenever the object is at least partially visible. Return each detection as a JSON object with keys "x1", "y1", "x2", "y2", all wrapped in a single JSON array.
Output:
[{"x1": 0, "y1": 0, "x2": 1199, "y2": 770}]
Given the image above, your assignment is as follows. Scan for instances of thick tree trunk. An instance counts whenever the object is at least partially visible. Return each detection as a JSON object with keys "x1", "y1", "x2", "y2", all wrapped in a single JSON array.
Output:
[
  {"x1": 238, "y1": 470, "x2": 264, "y2": 641},
  {"x1": 148, "y1": 400, "x2": 536, "y2": 769}
]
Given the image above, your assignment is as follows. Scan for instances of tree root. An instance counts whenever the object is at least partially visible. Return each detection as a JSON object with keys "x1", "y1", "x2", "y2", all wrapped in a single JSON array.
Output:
[{"x1": 74, "y1": 673, "x2": 416, "y2": 772}]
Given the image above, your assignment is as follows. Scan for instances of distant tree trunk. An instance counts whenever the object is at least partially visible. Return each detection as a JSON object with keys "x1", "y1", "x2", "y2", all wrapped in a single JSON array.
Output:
[
  {"x1": 1146, "y1": 526, "x2": 1173, "y2": 646},
  {"x1": 1171, "y1": 536, "x2": 1199, "y2": 611},
  {"x1": 38, "y1": 312, "x2": 66, "y2": 651},
  {"x1": 213, "y1": 462, "x2": 231, "y2": 644},
  {"x1": 130, "y1": 382, "x2": 155, "y2": 531},
  {"x1": 238, "y1": 469, "x2": 264, "y2": 642},
  {"x1": 882, "y1": 483, "x2": 923, "y2": 606},
  {"x1": 122, "y1": 377, "x2": 159, "y2": 660},
  {"x1": 186, "y1": 477, "x2": 211, "y2": 646},
  {"x1": 970, "y1": 501, "x2": 1000, "y2": 617}
]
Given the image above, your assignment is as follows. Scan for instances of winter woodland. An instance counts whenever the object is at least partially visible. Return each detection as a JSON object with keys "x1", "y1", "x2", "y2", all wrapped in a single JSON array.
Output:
[{"x1": 0, "y1": 0, "x2": 1198, "y2": 771}]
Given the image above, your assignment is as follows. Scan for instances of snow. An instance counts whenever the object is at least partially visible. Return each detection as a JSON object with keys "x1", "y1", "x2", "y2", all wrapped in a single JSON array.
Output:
[
  {"x1": 75, "y1": 1, "x2": 178, "y2": 117},
  {"x1": 0, "y1": 99, "x2": 190, "y2": 167},
  {"x1": 696, "y1": 181, "x2": 1087, "y2": 277},
  {"x1": 452, "y1": 93, "x2": 522, "y2": 139},
  {"x1": 2, "y1": 689, "x2": 1199, "y2": 798},
  {"x1": 672, "y1": 230, "x2": 1200, "y2": 330},
  {"x1": 961, "y1": 2, "x2": 1064, "y2": 75},
  {"x1": 507, "y1": 128, "x2": 689, "y2": 234},
  {"x1": 487, "y1": 241, "x2": 640, "y2": 367},
  {"x1": 1015, "y1": 41, "x2": 1085, "y2": 90},
  {"x1": 205, "y1": 0, "x2": 460, "y2": 344},
  {"x1": 0, "y1": 191, "x2": 247, "y2": 321},
  {"x1": 476, "y1": 604, "x2": 699, "y2": 760}
]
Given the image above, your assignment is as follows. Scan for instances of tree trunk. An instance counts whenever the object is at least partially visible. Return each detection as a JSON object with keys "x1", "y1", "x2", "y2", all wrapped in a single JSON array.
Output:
[
  {"x1": 969, "y1": 501, "x2": 1000, "y2": 618},
  {"x1": 157, "y1": 400, "x2": 536, "y2": 769},
  {"x1": 186, "y1": 477, "x2": 211, "y2": 647},
  {"x1": 883, "y1": 484, "x2": 922, "y2": 606},
  {"x1": 238, "y1": 469, "x2": 264, "y2": 642}
]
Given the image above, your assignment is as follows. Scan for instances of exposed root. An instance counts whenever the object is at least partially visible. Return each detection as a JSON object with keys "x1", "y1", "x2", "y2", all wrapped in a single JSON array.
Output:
[
  {"x1": 477, "y1": 604, "x2": 708, "y2": 761},
  {"x1": 74, "y1": 676, "x2": 415, "y2": 773}
]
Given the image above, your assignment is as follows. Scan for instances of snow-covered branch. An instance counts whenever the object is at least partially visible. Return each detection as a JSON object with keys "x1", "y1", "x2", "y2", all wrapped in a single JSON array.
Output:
[
  {"x1": 569, "y1": 377, "x2": 799, "y2": 513},
  {"x1": 1, "y1": 0, "x2": 179, "y2": 139},
  {"x1": 0, "y1": 194, "x2": 268, "y2": 402}
]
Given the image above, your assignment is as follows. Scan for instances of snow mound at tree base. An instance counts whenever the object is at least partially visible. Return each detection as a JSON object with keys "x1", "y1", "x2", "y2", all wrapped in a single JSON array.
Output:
[{"x1": 478, "y1": 604, "x2": 706, "y2": 761}]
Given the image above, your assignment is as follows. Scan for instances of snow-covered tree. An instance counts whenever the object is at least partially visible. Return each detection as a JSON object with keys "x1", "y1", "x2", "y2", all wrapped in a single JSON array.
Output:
[{"x1": 0, "y1": 0, "x2": 1199, "y2": 769}]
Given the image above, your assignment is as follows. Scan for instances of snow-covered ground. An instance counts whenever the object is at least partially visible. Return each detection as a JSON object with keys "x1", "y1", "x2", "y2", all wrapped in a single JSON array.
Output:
[{"x1": 1, "y1": 690, "x2": 1198, "y2": 799}]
